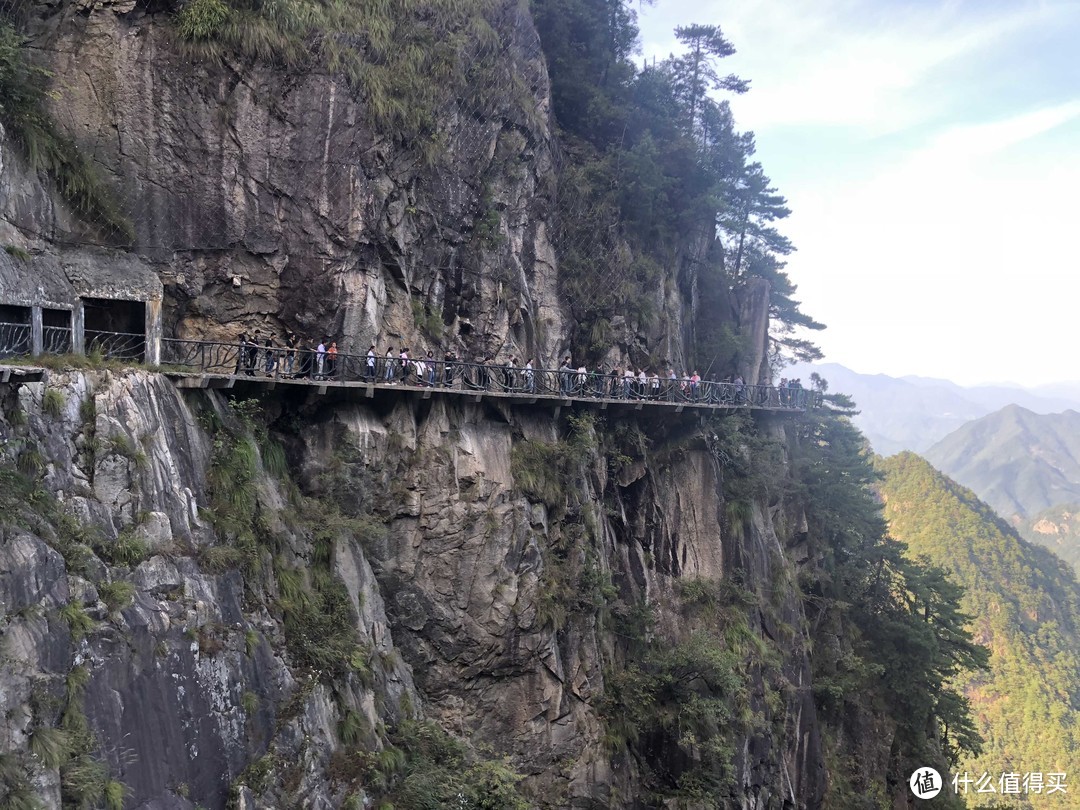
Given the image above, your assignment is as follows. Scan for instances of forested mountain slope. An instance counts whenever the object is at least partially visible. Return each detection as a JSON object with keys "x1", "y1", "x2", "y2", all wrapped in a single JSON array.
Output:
[
  {"x1": 924, "y1": 405, "x2": 1080, "y2": 522},
  {"x1": 879, "y1": 452, "x2": 1080, "y2": 804}
]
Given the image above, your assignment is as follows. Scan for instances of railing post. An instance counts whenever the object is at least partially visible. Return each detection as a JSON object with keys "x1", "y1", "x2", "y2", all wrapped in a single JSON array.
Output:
[
  {"x1": 71, "y1": 302, "x2": 85, "y2": 355},
  {"x1": 30, "y1": 306, "x2": 43, "y2": 357},
  {"x1": 145, "y1": 299, "x2": 162, "y2": 366}
]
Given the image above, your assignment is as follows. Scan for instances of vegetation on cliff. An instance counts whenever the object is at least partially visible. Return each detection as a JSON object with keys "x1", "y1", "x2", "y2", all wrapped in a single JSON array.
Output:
[
  {"x1": 531, "y1": 0, "x2": 823, "y2": 367},
  {"x1": 794, "y1": 396, "x2": 988, "y2": 807},
  {"x1": 174, "y1": 0, "x2": 512, "y2": 145},
  {"x1": 879, "y1": 451, "x2": 1080, "y2": 804}
]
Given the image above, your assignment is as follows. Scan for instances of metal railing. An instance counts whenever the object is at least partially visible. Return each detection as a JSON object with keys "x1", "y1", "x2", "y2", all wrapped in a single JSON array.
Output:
[
  {"x1": 85, "y1": 330, "x2": 145, "y2": 361},
  {"x1": 43, "y1": 325, "x2": 73, "y2": 355},
  {"x1": 161, "y1": 338, "x2": 816, "y2": 411},
  {"x1": 0, "y1": 322, "x2": 32, "y2": 358},
  {"x1": 1, "y1": 322, "x2": 143, "y2": 362}
]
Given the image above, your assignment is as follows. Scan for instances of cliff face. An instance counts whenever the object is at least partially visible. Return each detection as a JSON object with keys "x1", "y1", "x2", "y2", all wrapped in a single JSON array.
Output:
[
  {"x1": 2, "y1": 0, "x2": 571, "y2": 362},
  {"x1": 1, "y1": 2, "x2": 830, "y2": 808},
  {"x1": 0, "y1": 371, "x2": 418, "y2": 809},
  {"x1": 0, "y1": 369, "x2": 825, "y2": 809}
]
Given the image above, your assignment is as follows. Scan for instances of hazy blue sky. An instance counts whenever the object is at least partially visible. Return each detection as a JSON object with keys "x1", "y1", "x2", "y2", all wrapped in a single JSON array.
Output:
[{"x1": 638, "y1": 0, "x2": 1080, "y2": 386}]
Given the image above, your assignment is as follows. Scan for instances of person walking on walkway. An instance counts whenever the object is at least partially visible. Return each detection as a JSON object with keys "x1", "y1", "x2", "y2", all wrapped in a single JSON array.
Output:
[
  {"x1": 246, "y1": 330, "x2": 260, "y2": 375},
  {"x1": 315, "y1": 338, "x2": 327, "y2": 380},
  {"x1": 284, "y1": 333, "x2": 297, "y2": 377},
  {"x1": 366, "y1": 345, "x2": 377, "y2": 382},
  {"x1": 384, "y1": 348, "x2": 395, "y2": 382},
  {"x1": 327, "y1": 341, "x2": 338, "y2": 379},
  {"x1": 524, "y1": 358, "x2": 535, "y2": 393},
  {"x1": 264, "y1": 334, "x2": 277, "y2": 376},
  {"x1": 503, "y1": 356, "x2": 516, "y2": 391},
  {"x1": 444, "y1": 350, "x2": 456, "y2": 387},
  {"x1": 399, "y1": 348, "x2": 410, "y2": 383},
  {"x1": 235, "y1": 332, "x2": 248, "y2": 376},
  {"x1": 591, "y1": 364, "x2": 604, "y2": 397}
]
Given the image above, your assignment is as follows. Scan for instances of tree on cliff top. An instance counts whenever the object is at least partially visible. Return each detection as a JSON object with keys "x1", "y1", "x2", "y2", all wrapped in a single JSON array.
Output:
[
  {"x1": 531, "y1": 0, "x2": 822, "y2": 368},
  {"x1": 671, "y1": 23, "x2": 749, "y2": 129}
]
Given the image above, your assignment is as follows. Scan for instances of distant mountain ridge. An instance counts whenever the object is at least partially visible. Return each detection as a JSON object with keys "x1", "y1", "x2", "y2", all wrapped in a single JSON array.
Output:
[
  {"x1": 786, "y1": 363, "x2": 1080, "y2": 455},
  {"x1": 923, "y1": 405, "x2": 1080, "y2": 523}
]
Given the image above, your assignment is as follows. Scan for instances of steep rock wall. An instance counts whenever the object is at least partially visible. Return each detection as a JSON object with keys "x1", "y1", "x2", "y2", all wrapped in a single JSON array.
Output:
[
  {"x1": 0, "y1": 371, "x2": 417, "y2": 809},
  {"x1": 1, "y1": 371, "x2": 824, "y2": 808},
  {"x1": 2, "y1": 0, "x2": 569, "y2": 363}
]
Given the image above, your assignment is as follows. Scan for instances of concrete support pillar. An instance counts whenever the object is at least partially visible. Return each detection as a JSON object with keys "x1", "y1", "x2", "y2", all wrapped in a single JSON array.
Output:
[
  {"x1": 145, "y1": 298, "x2": 162, "y2": 366},
  {"x1": 72, "y1": 300, "x2": 85, "y2": 355},
  {"x1": 30, "y1": 305, "x2": 43, "y2": 356}
]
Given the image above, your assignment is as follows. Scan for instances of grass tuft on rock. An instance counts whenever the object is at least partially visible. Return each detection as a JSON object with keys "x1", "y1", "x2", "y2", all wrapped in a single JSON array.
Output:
[{"x1": 98, "y1": 580, "x2": 136, "y2": 615}]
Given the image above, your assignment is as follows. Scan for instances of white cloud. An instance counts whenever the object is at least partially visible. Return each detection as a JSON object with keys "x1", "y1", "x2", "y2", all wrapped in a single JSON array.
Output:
[
  {"x1": 916, "y1": 102, "x2": 1080, "y2": 164},
  {"x1": 638, "y1": 0, "x2": 1080, "y2": 386},
  {"x1": 641, "y1": 0, "x2": 1071, "y2": 134}
]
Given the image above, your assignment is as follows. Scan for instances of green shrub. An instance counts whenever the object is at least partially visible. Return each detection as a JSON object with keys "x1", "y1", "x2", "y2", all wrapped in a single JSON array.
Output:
[
  {"x1": 104, "y1": 779, "x2": 128, "y2": 810},
  {"x1": 66, "y1": 664, "x2": 90, "y2": 697},
  {"x1": 241, "y1": 690, "x2": 259, "y2": 715},
  {"x1": 42, "y1": 388, "x2": 65, "y2": 418},
  {"x1": 600, "y1": 632, "x2": 748, "y2": 799},
  {"x1": 98, "y1": 529, "x2": 149, "y2": 567},
  {"x1": 338, "y1": 708, "x2": 368, "y2": 747},
  {"x1": 176, "y1": 0, "x2": 230, "y2": 39},
  {"x1": 59, "y1": 603, "x2": 97, "y2": 642},
  {"x1": 375, "y1": 720, "x2": 529, "y2": 809},
  {"x1": 171, "y1": 0, "x2": 500, "y2": 140},
  {"x1": 198, "y1": 544, "x2": 245, "y2": 573},
  {"x1": 78, "y1": 395, "x2": 97, "y2": 427},
  {"x1": 260, "y1": 437, "x2": 289, "y2": 481},
  {"x1": 0, "y1": 756, "x2": 43, "y2": 810},
  {"x1": 281, "y1": 571, "x2": 359, "y2": 674},
  {"x1": 16, "y1": 445, "x2": 43, "y2": 476},
  {"x1": 60, "y1": 755, "x2": 108, "y2": 807},
  {"x1": 29, "y1": 726, "x2": 74, "y2": 769},
  {"x1": 107, "y1": 433, "x2": 148, "y2": 469},
  {"x1": 0, "y1": 22, "x2": 133, "y2": 242},
  {"x1": 98, "y1": 580, "x2": 136, "y2": 614},
  {"x1": 3, "y1": 243, "x2": 31, "y2": 260}
]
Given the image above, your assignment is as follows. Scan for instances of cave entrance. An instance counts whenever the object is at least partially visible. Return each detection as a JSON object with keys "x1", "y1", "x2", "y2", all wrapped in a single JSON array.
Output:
[
  {"x1": 0, "y1": 304, "x2": 32, "y2": 358},
  {"x1": 84, "y1": 298, "x2": 146, "y2": 361}
]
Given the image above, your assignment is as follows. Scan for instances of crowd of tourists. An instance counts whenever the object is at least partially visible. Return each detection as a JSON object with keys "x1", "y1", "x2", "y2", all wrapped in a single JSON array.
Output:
[{"x1": 232, "y1": 331, "x2": 809, "y2": 408}]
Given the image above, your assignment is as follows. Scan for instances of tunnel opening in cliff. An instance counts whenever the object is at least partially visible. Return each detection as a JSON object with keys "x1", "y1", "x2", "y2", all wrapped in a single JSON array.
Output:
[
  {"x1": 0, "y1": 304, "x2": 31, "y2": 325},
  {"x1": 84, "y1": 297, "x2": 146, "y2": 359}
]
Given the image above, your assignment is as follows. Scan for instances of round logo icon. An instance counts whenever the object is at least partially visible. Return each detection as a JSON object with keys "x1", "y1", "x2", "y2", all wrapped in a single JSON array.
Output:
[{"x1": 910, "y1": 767, "x2": 943, "y2": 799}]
